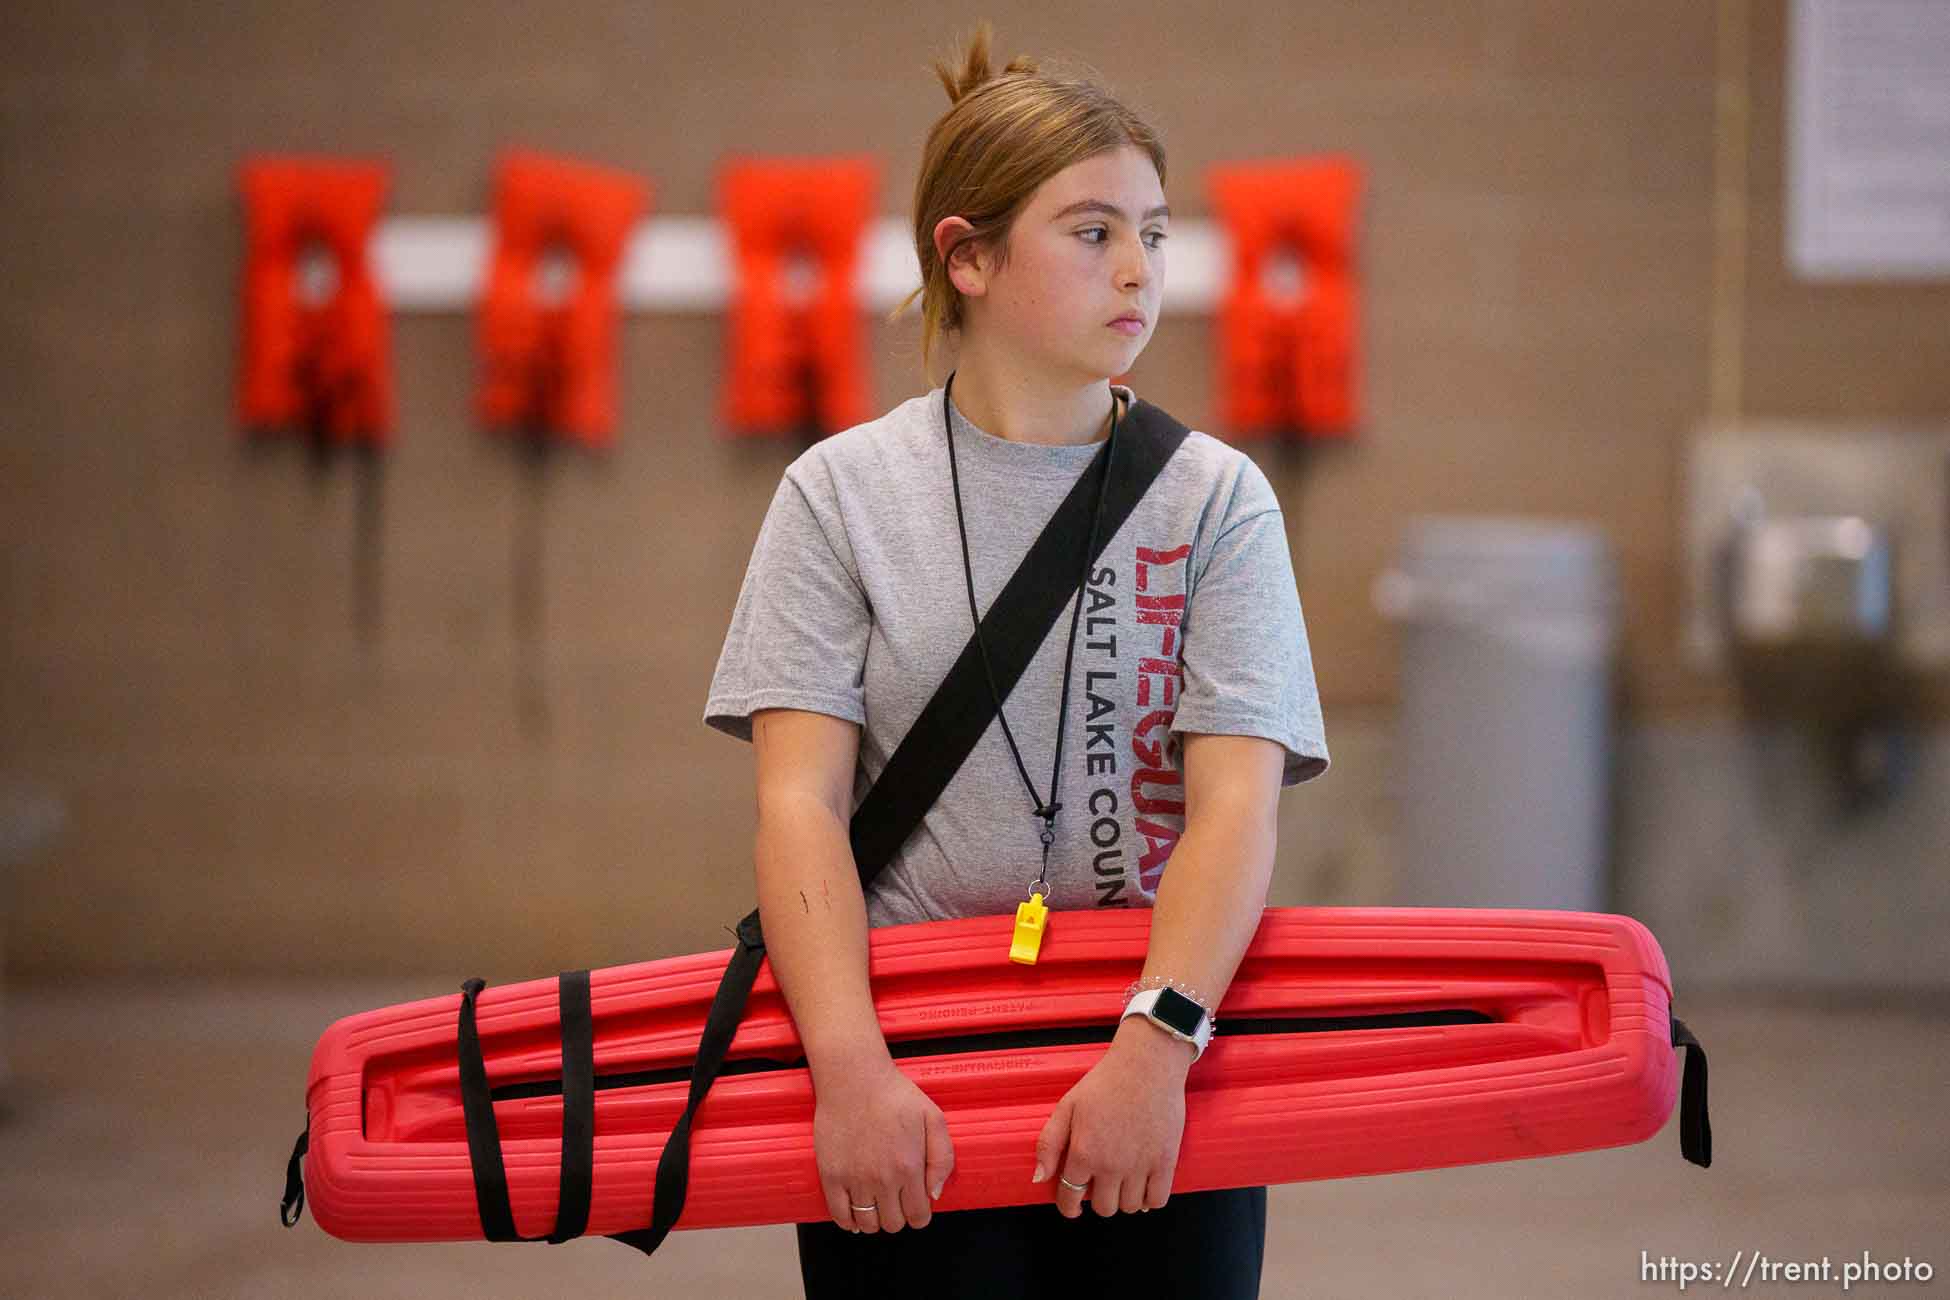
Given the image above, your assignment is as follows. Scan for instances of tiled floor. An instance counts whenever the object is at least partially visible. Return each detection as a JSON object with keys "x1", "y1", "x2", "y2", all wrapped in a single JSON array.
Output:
[{"x1": 2, "y1": 980, "x2": 1944, "y2": 1298}]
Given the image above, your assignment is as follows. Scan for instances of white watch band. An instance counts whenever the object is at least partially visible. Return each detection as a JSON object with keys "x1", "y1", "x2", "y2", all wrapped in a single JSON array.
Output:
[{"x1": 1120, "y1": 986, "x2": 1214, "y2": 1061}]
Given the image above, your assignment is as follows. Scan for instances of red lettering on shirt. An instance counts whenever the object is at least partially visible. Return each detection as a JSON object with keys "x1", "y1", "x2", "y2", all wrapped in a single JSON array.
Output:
[{"x1": 1129, "y1": 544, "x2": 1192, "y2": 896}]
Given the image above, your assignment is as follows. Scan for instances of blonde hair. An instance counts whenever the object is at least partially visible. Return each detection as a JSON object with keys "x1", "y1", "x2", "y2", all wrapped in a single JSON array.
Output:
[{"x1": 889, "y1": 21, "x2": 1167, "y2": 383}]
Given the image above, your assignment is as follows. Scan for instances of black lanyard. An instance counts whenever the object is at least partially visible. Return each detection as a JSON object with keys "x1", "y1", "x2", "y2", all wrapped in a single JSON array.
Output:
[{"x1": 942, "y1": 370, "x2": 1121, "y2": 906}]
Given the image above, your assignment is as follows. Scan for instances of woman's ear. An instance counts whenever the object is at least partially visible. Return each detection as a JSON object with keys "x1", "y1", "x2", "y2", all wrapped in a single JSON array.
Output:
[{"x1": 932, "y1": 216, "x2": 988, "y2": 298}]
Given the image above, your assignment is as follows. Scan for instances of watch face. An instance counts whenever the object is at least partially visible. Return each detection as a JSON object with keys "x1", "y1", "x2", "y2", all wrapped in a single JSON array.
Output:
[{"x1": 1152, "y1": 986, "x2": 1205, "y2": 1037}]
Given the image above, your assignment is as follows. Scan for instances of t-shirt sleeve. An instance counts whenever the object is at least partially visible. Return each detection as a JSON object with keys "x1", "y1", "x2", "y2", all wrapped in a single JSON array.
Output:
[
  {"x1": 1168, "y1": 461, "x2": 1330, "y2": 787},
  {"x1": 703, "y1": 465, "x2": 871, "y2": 742}
]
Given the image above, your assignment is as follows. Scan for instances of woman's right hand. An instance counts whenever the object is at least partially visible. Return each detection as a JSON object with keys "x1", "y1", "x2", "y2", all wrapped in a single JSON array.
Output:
[{"x1": 813, "y1": 1058, "x2": 955, "y2": 1233}]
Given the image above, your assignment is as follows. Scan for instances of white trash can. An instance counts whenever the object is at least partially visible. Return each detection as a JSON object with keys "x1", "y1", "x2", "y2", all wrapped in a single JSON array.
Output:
[{"x1": 1373, "y1": 518, "x2": 1620, "y2": 912}]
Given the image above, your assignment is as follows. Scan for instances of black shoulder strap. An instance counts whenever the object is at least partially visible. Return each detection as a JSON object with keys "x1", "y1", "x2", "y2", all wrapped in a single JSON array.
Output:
[
  {"x1": 605, "y1": 397, "x2": 1192, "y2": 1256},
  {"x1": 848, "y1": 398, "x2": 1190, "y2": 888},
  {"x1": 310, "y1": 398, "x2": 1192, "y2": 1249}
]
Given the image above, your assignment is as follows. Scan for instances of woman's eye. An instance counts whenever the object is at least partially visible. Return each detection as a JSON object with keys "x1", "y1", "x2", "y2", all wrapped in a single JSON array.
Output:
[{"x1": 1080, "y1": 228, "x2": 1169, "y2": 248}]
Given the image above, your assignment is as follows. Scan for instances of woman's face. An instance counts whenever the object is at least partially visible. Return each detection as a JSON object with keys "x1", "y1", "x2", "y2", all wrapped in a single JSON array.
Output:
[{"x1": 940, "y1": 144, "x2": 1169, "y2": 383}]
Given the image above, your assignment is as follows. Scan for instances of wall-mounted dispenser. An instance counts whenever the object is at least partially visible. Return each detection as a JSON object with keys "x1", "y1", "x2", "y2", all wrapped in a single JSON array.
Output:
[
  {"x1": 1687, "y1": 426, "x2": 1950, "y2": 808},
  {"x1": 1724, "y1": 511, "x2": 1894, "y2": 649}
]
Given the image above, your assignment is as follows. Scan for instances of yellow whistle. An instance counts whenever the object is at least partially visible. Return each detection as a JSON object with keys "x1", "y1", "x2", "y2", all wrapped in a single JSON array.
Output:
[{"x1": 1010, "y1": 892, "x2": 1049, "y2": 965}]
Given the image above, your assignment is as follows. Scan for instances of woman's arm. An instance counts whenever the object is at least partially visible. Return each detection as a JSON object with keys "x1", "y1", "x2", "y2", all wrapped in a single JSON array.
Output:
[
  {"x1": 1113, "y1": 731, "x2": 1287, "y2": 1065},
  {"x1": 750, "y1": 707, "x2": 893, "y2": 1080},
  {"x1": 753, "y1": 707, "x2": 957, "y2": 1228},
  {"x1": 1032, "y1": 731, "x2": 1287, "y2": 1213}
]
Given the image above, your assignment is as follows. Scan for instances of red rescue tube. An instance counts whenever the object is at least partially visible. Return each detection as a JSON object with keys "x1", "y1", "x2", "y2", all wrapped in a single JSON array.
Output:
[{"x1": 298, "y1": 905, "x2": 1696, "y2": 1242}]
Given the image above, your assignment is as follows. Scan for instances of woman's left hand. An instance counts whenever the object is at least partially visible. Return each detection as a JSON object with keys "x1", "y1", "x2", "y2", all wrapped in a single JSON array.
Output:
[{"x1": 1032, "y1": 1019, "x2": 1193, "y2": 1217}]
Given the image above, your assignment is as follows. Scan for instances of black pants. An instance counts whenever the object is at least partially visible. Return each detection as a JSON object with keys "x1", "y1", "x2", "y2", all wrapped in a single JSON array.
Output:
[{"x1": 795, "y1": 1184, "x2": 1267, "y2": 1299}]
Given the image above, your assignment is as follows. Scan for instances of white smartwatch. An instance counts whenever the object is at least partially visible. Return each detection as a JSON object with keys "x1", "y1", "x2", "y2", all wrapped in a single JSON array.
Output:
[{"x1": 1121, "y1": 986, "x2": 1215, "y2": 1062}]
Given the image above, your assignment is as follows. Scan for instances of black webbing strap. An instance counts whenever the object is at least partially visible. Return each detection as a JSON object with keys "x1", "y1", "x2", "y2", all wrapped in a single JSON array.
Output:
[
  {"x1": 455, "y1": 969, "x2": 596, "y2": 1242},
  {"x1": 280, "y1": 1122, "x2": 308, "y2": 1226},
  {"x1": 604, "y1": 907, "x2": 767, "y2": 1255},
  {"x1": 602, "y1": 399, "x2": 1192, "y2": 1257},
  {"x1": 845, "y1": 399, "x2": 1190, "y2": 887},
  {"x1": 1669, "y1": 1014, "x2": 1712, "y2": 1168}
]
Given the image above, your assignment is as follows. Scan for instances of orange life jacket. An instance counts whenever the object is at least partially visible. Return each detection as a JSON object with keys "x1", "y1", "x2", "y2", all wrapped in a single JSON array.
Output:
[
  {"x1": 236, "y1": 156, "x2": 394, "y2": 446},
  {"x1": 476, "y1": 150, "x2": 650, "y2": 449},
  {"x1": 717, "y1": 156, "x2": 878, "y2": 438},
  {"x1": 1207, "y1": 158, "x2": 1363, "y2": 440}
]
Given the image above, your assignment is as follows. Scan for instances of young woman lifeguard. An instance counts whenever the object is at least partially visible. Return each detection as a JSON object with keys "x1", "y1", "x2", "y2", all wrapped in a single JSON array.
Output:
[{"x1": 703, "y1": 21, "x2": 1329, "y2": 1297}]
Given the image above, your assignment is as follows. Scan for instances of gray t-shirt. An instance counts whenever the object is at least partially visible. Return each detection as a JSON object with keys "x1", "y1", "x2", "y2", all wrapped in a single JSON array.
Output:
[{"x1": 704, "y1": 382, "x2": 1329, "y2": 929}]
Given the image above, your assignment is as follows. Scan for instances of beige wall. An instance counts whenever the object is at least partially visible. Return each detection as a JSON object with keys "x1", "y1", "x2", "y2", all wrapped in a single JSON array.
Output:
[{"x1": 3, "y1": 2, "x2": 1946, "y2": 977}]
